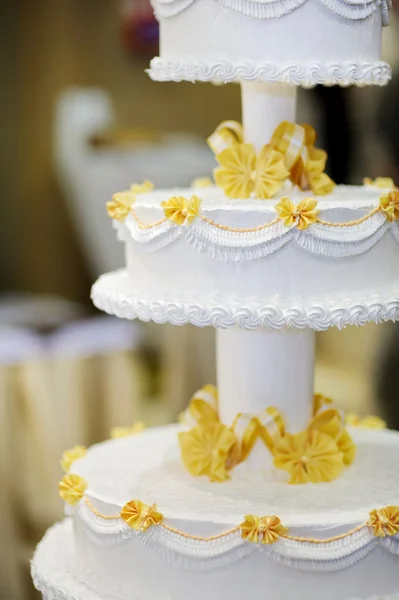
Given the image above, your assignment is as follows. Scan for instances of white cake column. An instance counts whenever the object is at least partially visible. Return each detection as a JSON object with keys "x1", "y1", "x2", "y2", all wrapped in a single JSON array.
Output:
[
  {"x1": 241, "y1": 82, "x2": 297, "y2": 151},
  {"x1": 215, "y1": 82, "x2": 314, "y2": 470},
  {"x1": 217, "y1": 328, "x2": 315, "y2": 431}
]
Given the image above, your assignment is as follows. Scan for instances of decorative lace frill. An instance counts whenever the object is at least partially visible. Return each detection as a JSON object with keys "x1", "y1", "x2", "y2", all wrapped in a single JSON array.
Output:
[
  {"x1": 31, "y1": 520, "x2": 399, "y2": 600},
  {"x1": 150, "y1": 0, "x2": 391, "y2": 23},
  {"x1": 117, "y1": 209, "x2": 399, "y2": 262},
  {"x1": 148, "y1": 59, "x2": 392, "y2": 87},
  {"x1": 72, "y1": 500, "x2": 399, "y2": 572}
]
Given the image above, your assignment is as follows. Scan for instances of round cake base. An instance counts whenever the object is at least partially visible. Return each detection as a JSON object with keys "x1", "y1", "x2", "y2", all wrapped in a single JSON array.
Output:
[
  {"x1": 31, "y1": 521, "x2": 113, "y2": 600},
  {"x1": 31, "y1": 517, "x2": 399, "y2": 600},
  {"x1": 92, "y1": 269, "x2": 399, "y2": 331},
  {"x1": 40, "y1": 424, "x2": 399, "y2": 600}
]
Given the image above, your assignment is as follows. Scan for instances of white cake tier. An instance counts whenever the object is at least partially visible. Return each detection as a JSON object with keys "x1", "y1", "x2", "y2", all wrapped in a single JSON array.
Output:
[
  {"x1": 92, "y1": 185, "x2": 399, "y2": 331},
  {"x1": 34, "y1": 425, "x2": 399, "y2": 600},
  {"x1": 148, "y1": 0, "x2": 391, "y2": 86}
]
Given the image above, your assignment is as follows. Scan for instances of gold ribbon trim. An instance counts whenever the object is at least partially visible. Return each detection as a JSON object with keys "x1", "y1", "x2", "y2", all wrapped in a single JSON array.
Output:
[{"x1": 207, "y1": 121, "x2": 244, "y2": 156}]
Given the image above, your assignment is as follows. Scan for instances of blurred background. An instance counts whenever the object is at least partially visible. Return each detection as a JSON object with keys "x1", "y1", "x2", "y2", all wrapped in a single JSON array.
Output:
[{"x1": 1, "y1": 1, "x2": 399, "y2": 598}]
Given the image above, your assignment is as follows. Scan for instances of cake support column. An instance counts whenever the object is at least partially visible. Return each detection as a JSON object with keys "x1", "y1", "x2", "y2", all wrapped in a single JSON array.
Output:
[
  {"x1": 216, "y1": 82, "x2": 313, "y2": 469},
  {"x1": 216, "y1": 328, "x2": 315, "y2": 432},
  {"x1": 241, "y1": 82, "x2": 297, "y2": 151}
]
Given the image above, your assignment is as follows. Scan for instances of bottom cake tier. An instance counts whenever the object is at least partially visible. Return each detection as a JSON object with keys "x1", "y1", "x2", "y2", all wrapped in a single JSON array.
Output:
[{"x1": 32, "y1": 425, "x2": 399, "y2": 600}]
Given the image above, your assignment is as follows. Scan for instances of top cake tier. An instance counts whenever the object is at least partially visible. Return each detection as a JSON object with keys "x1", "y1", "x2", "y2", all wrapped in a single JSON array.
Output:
[{"x1": 148, "y1": 0, "x2": 391, "y2": 86}]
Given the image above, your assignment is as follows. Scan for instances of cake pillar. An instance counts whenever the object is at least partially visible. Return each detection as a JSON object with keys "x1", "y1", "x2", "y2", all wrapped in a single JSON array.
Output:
[
  {"x1": 216, "y1": 328, "x2": 315, "y2": 431},
  {"x1": 241, "y1": 82, "x2": 297, "y2": 150}
]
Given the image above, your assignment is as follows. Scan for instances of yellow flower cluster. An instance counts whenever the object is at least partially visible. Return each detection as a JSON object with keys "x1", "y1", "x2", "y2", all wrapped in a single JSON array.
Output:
[
  {"x1": 380, "y1": 190, "x2": 399, "y2": 222},
  {"x1": 178, "y1": 387, "x2": 355, "y2": 485},
  {"x1": 180, "y1": 423, "x2": 237, "y2": 482},
  {"x1": 346, "y1": 414, "x2": 387, "y2": 429},
  {"x1": 110, "y1": 421, "x2": 147, "y2": 440},
  {"x1": 368, "y1": 506, "x2": 399, "y2": 538},
  {"x1": 161, "y1": 195, "x2": 202, "y2": 225},
  {"x1": 59, "y1": 474, "x2": 88, "y2": 505},
  {"x1": 210, "y1": 120, "x2": 335, "y2": 200},
  {"x1": 275, "y1": 197, "x2": 319, "y2": 230},
  {"x1": 364, "y1": 177, "x2": 396, "y2": 189},
  {"x1": 61, "y1": 445, "x2": 87, "y2": 473},
  {"x1": 240, "y1": 515, "x2": 288, "y2": 545},
  {"x1": 121, "y1": 500, "x2": 163, "y2": 531},
  {"x1": 106, "y1": 180, "x2": 154, "y2": 221},
  {"x1": 214, "y1": 144, "x2": 289, "y2": 200}
]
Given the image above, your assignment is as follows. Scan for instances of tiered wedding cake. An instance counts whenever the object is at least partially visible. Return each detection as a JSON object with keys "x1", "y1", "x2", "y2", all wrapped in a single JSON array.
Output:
[{"x1": 32, "y1": 1, "x2": 399, "y2": 599}]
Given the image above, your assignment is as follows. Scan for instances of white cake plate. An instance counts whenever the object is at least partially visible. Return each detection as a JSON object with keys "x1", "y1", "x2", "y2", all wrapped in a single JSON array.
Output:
[{"x1": 92, "y1": 269, "x2": 399, "y2": 333}]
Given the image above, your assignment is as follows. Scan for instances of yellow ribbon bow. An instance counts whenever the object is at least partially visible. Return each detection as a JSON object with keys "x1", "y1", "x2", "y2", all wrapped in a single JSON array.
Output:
[
  {"x1": 178, "y1": 386, "x2": 355, "y2": 483},
  {"x1": 179, "y1": 385, "x2": 286, "y2": 480},
  {"x1": 208, "y1": 120, "x2": 335, "y2": 199},
  {"x1": 270, "y1": 122, "x2": 335, "y2": 195},
  {"x1": 207, "y1": 121, "x2": 244, "y2": 155}
]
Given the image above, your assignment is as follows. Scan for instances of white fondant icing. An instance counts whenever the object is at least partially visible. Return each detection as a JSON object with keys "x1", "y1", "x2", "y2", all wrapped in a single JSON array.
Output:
[
  {"x1": 31, "y1": 520, "x2": 399, "y2": 600},
  {"x1": 150, "y1": 0, "x2": 390, "y2": 85},
  {"x1": 32, "y1": 427, "x2": 399, "y2": 600},
  {"x1": 103, "y1": 186, "x2": 399, "y2": 329}
]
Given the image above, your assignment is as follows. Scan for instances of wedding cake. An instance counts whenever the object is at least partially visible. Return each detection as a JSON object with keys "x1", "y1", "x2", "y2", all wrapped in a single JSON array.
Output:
[{"x1": 32, "y1": 1, "x2": 399, "y2": 599}]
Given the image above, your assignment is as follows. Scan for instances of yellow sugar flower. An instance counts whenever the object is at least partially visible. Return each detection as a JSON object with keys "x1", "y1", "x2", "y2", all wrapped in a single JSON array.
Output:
[
  {"x1": 364, "y1": 177, "x2": 396, "y2": 189},
  {"x1": 335, "y1": 428, "x2": 356, "y2": 467},
  {"x1": 273, "y1": 429, "x2": 344, "y2": 485},
  {"x1": 275, "y1": 197, "x2": 319, "y2": 230},
  {"x1": 121, "y1": 500, "x2": 163, "y2": 531},
  {"x1": 240, "y1": 515, "x2": 288, "y2": 545},
  {"x1": 58, "y1": 474, "x2": 88, "y2": 505},
  {"x1": 130, "y1": 180, "x2": 154, "y2": 194},
  {"x1": 106, "y1": 191, "x2": 135, "y2": 221},
  {"x1": 110, "y1": 421, "x2": 147, "y2": 439},
  {"x1": 359, "y1": 415, "x2": 387, "y2": 429},
  {"x1": 310, "y1": 412, "x2": 356, "y2": 468},
  {"x1": 191, "y1": 177, "x2": 213, "y2": 189},
  {"x1": 346, "y1": 414, "x2": 387, "y2": 429},
  {"x1": 161, "y1": 195, "x2": 202, "y2": 225},
  {"x1": 179, "y1": 423, "x2": 237, "y2": 482},
  {"x1": 380, "y1": 190, "x2": 399, "y2": 221},
  {"x1": 368, "y1": 506, "x2": 399, "y2": 538},
  {"x1": 214, "y1": 143, "x2": 289, "y2": 200},
  {"x1": 61, "y1": 445, "x2": 87, "y2": 473}
]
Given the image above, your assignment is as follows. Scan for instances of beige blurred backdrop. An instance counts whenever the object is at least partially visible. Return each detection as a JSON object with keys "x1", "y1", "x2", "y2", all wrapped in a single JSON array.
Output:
[{"x1": 0, "y1": 2, "x2": 399, "y2": 600}]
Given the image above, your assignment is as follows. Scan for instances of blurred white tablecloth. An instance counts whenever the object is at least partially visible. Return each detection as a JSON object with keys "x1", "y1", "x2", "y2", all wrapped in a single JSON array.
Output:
[{"x1": 0, "y1": 315, "x2": 146, "y2": 600}]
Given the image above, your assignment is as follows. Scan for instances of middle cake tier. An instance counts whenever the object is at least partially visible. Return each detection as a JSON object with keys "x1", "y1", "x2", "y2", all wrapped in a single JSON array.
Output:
[{"x1": 92, "y1": 183, "x2": 399, "y2": 330}]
